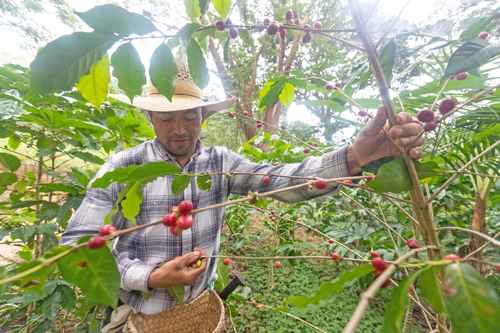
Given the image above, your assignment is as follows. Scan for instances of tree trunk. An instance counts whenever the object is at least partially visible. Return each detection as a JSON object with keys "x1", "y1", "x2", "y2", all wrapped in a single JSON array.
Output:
[{"x1": 468, "y1": 181, "x2": 489, "y2": 273}]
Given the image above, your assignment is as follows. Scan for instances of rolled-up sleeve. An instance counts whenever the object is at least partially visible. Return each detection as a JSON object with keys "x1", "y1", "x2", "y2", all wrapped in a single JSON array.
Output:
[{"x1": 225, "y1": 146, "x2": 350, "y2": 203}]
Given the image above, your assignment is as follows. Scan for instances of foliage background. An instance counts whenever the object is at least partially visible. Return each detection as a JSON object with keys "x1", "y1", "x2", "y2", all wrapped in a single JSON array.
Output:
[{"x1": 0, "y1": 0, "x2": 499, "y2": 332}]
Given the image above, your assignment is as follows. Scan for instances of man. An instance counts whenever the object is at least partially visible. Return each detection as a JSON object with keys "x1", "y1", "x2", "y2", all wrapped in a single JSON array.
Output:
[{"x1": 61, "y1": 62, "x2": 423, "y2": 330}]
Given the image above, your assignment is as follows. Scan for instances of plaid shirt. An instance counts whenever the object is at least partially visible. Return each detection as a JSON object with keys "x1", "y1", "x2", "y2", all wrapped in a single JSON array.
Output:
[{"x1": 61, "y1": 138, "x2": 349, "y2": 315}]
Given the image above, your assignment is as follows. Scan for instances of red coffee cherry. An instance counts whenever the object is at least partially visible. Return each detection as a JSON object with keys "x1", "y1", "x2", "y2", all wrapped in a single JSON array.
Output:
[
  {"x1": 177, "y1": 215, "x2": 193, "y2": 230},
  {"x1": 439, "y1": 98, "x2": 457, "y2": 115},
  {"x1": 443, "y1": 254, "x2": 461, "y2": 261},
  {"x1": 215, "y1": 20, "x2": 225, "y2": 31},
  {"x1": 261, "y1": 176, "x2": 271, "y2": 186},
  {"x1": 478, "y1": 31, "x2": 489, "y2": 40},
  {"x1": 371, "y1": 257, "x2": 389, "y2": 272},
  {"x1": 454, "y1": 72, "x2": 468, "y2": 80},
  {"x1": 417, "y1": 109, "x2": 435, "y2": 123},
  {"x1": 267, "y1": 22, "x2": 279, "y2": 35},
  {"x1": 99, "y1": 225, "x2": 116, "y2": 236},
  {"x1": 406, "y1": 238, "x2": 420, "y2": 249},
  {"x1": 162, "y1": 213, "x2": 177, "y2": 227},
  {"x1": 313, "y1": 179, "x2": 328, "y2": 190},
  {"x1": 331, "y1": 252, "x2": 342, "y2": 262},
  {"x1": 88, "y1": 236, "x2": 106, "y2": 249},
  {"x1": 178, "y1": 200, "x2": 194, "y2": 216},
  {"x1": 229, "y1": 28, "x2": 238, "y2": 39}
]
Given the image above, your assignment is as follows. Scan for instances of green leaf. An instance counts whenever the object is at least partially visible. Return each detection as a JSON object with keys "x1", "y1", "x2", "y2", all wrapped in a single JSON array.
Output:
[
  {"x1": 76, "y1": 4, "x2": 156, "y2": 36},
  {"x1": 187, "y1": 39, "x2": 209, "y2": 89},
  {"x1": 167, "y1": 285, "x2": 185, "y2": 304},
  {"x1": 69, "y1": 150, "x2": 105, "y2": 165},
  {"x1": 380, "y1": 39, "x2": 397, "y2": 87},
  {"x1": 111, "y1": 43, "x2": 146, "y2": 102},
  {"x1": 367, "y1": 158, "x2": 411, "y2": 193},
  {"x1": 444, "y1": 263, "x2": 500, "y2": 333},
  {"x1": 0, "y1": 153, "x2": 21, "y2": 172},
  {"x1": 0, "y1": 172, "x2": 17, "y2": 186},
  {"x1": 149, "y1": 43, "x2": 177, "y2": 101},
  {"x1": 58, "y1": 245, "x2": 120, "y2": 308},
  {"x1": 278, "y1": 82, "x2": 295, "y2": 107},
  {"x1": 7, "y1": 136, "x2": 20, "y2": 150},
  {"x1": 444, "y1": 39, "x2": 500, "y2": 76},
  {"x1": 121, "y1": 182, "x2": 143, "y2": 224},
  {"x1": 38, "y1": 183, "x2": 78, "y2": 195},
  {"x1": 380, "y1": 267, "x2": 429, "y2": 333},
  {"x1": 13, "y1": 246, "x2": 66, "y2": 293},
  {"x1": 30, "y1": 32, "x2": 118, "y2": 94},
  {"x1": 212, "y1": 0, "x2": 231, "y2": 18},
  {"x1": 92, "y1": 161, "x2": 180, "y2": 188},
  {"x1": 415, "y1": 160, "x2": 442, "y2": 179},
  {"x1": 184, "y1": 0, "x2": 201, "y2": 22},
  {"x1": 76, "y1": 55, "x2": 110, "y2": 108},
  {"x1": 283, "y1": 264, "x2": 373, "y2": 308},
  {"x1": 71, "y1": 168, "x2": 90, "y2": 187},
  {"x1": 259, "y1": 78, "x2": 286, "y2": 109},
  {"x1": 172, "y1": 175, "x2": 191, "y2": 195},
  {"x1": 418, "y1": 266, "x2": 446, "y2": 313},
  {"x1": 196, "y1": 175, "x2": 212, "y2": 191}
]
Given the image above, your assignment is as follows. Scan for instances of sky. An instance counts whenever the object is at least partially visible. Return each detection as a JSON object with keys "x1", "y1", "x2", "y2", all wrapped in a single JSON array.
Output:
[{"x1": 0, "y1": 0, "x2": 462, "y2": 130}]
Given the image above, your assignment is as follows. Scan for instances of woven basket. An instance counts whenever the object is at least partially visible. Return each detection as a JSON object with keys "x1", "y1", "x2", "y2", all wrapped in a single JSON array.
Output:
[{"x1": 123, "y1": 290, "x2": 225, "y2": 333}]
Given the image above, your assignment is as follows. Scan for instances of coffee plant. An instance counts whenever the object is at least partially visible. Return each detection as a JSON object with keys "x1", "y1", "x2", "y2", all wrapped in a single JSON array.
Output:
[{"x1": 0, "y1": 1, "x2": 499, "y2": 332}]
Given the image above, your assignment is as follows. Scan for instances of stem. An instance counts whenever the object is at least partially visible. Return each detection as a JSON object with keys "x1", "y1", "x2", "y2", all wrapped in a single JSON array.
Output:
[
  {"x1": 349, "y1": 0, "x2": 440, "y2": 259},
  {"x1": 437, "y1": 227, "x2": 499, "y2": 247},
  {"x1": 464, "y1": 232, "x2": 499, "y2": 259},
  {"x1": 202, "y1": 255, "x2": 372, "y2": 262},
  {"x1": 342, "y1": 246, "x2": 435, "y2": 333}
]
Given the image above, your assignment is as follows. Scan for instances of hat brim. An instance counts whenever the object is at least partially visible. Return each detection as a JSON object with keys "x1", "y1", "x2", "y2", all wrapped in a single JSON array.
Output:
[{"x1": 110, "y1": 93, "x2": 235, "y2": 118}]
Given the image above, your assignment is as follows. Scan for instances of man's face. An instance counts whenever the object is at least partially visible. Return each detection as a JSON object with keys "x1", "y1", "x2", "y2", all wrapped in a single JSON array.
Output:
[{"x1": 149, "y1": 108, "x2": 202, "y2": 158}]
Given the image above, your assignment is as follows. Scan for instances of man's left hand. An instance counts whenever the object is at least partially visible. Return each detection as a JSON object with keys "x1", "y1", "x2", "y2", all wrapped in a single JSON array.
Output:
[{"x1": 347, "y1": 106, "x2": 425, "y2": 175}]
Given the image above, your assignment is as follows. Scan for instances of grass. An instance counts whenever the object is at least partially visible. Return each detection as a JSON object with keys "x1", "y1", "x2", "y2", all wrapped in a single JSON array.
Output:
[{"x1": 227, "y1": 259, "x2": 390, "y2": 332}]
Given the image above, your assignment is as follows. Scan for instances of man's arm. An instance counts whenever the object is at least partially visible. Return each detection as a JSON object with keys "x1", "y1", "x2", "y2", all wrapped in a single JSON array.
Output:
[
  {"x1": 225, "y1": 146, "x2": 350, "y2": 203},
  {"x1": 226, "y1": 108, "x2": 424, "y2": 202}
]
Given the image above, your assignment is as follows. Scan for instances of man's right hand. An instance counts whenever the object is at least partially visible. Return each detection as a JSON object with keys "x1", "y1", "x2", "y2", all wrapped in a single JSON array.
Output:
[{"x1": 147, "y1": 250, "x2": 207, "y2": 289}]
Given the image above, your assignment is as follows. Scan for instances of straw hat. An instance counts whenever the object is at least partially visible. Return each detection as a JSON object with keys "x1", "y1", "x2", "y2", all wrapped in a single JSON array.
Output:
[{"x1": 112, "y1": 60, "x2": 235, "y2": 119}]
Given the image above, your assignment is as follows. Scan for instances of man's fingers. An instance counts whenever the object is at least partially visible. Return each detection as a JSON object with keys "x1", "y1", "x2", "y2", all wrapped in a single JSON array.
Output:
[
  {"x1": 389, "y1": 122, "x2": 423, "y2": 139},
  {"x1": 180, "y1": 251, "x2": 202, "y2": 266},
  {"x1": 400, "y1": 136, "x2": 424, "y2": 147},
  {"x1": 395, "y1": 112, "x2": 413, "y2": 125},
  {"x1": 409, "y1": 147, "x2": 422, "y2": 159},
  {"x1": 186, "y1": 258, "x2": 207, "y2": 282},
  {"x1": 363, "y1": 106, "x2": 388, "y2": 135}
]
